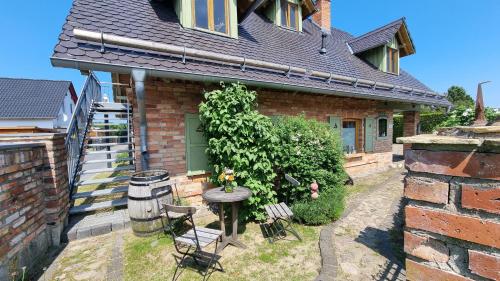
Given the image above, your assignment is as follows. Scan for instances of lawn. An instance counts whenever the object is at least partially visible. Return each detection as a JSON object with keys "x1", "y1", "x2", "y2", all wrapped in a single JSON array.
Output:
[{"x1": 123, "y1": 215, "x2": 321, "y2": 281}]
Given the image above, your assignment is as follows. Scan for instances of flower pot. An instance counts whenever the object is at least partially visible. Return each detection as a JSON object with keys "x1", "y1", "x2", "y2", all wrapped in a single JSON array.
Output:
[{"x1": 224, "y1": 185, "x2": 234, "y2": 193}]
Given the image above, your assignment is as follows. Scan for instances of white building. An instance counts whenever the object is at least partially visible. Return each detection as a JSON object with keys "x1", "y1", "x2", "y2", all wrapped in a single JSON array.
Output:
[{"x1": 0, "y1": 78, "x2": 77, "y2": 131}]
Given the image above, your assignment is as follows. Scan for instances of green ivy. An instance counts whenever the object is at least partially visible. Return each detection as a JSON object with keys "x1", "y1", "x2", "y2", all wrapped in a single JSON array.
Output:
[
  {"x1": 274, "y1": 115, "x2": 347, "y2": 204},
  {"x1": 199, "y1": 83, "x2": 278, "y2": 221}
]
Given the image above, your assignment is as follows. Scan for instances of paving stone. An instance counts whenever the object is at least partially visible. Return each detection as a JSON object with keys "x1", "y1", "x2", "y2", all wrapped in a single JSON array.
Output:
[
  {"x1": 91, "y1": 223, "x2": 112, "y2": 236},
  {"x1": 76, "y1": 226, "x2": 92, "y2": 240}
]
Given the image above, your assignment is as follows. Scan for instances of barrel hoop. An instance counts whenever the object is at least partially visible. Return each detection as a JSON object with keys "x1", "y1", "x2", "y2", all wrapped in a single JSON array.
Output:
[
  {"x1": 128, "y1": 193, "x2": 171, "y2": 201},
  {"x1": 130, "y1": 180, "x2": 170, "y2": 187},
  {"x1": 131, "y1": 170, "x2": 169, "y2": 182},
  {"x1": 132, "y1": 227, "x2": 164, "y2": 234},
  {"x1": 129, "y1": 216, "x2": 163, "y2": 222}
]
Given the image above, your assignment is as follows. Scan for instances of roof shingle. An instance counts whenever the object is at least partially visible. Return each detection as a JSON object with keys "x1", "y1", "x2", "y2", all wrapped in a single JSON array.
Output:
[
  {"x1": 0, "y1": 78, "x2": 72, "y2": 119},
  {"x1": 51, "y1": 0, "x2": 450, "y2": 106}
]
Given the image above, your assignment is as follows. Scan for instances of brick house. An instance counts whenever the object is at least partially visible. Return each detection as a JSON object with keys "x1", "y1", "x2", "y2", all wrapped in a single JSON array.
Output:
[{"x1": 51, "y1": 0, "x2": 450, "y2": 202}]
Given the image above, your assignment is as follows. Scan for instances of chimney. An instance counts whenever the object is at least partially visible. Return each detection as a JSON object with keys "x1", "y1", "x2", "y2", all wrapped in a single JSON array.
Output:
[{"x1": 312, "y1": 0, "x2": 331, "y2": 33}]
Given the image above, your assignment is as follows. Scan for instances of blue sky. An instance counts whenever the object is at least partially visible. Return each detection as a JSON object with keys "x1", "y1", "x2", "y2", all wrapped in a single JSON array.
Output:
[{"x1": 0, "y1": 0, "x2": 499, "y2": 107}]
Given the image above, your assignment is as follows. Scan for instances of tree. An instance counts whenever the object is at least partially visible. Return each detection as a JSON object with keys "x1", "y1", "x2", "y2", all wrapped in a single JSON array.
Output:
[{"x1": 446, "y1": 86, "x2": 474, "y2": 108}]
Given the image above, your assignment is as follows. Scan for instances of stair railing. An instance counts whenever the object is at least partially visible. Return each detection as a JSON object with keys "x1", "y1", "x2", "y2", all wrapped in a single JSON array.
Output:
[{"x1": 66, "y1": 72, "x2": 102, "y2": 195}]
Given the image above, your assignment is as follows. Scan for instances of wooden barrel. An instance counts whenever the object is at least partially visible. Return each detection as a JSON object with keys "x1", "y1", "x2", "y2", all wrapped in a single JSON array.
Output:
[{"x1": 128, "y1": 170, "x2": 172, "y2": 237}]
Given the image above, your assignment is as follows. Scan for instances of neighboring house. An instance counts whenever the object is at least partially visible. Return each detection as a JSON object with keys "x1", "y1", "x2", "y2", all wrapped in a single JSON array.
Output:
[
  {"x1": 0, "y1": 78, "x2": 77, "y2": 132},
  {"x1": 51, "y1": 0, "x2": 450, "y2": 182}
]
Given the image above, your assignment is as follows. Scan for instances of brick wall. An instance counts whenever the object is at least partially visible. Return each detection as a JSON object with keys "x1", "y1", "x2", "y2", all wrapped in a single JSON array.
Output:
[
  {"x1": 403, "y1": 111, "x2": 420, "y2": 151},
  {"x1": 312, "y1": 0, "x2": 331, "y2": 32},
  {"x1": 0, "y1": 134, "x2": 70, "y2": 280},
  {"x1": 400, "y1": 131, "x2": 500, "y2": 281},
  {"x1": 120, "y1": 75, "x2": 394, "y2": 203}
]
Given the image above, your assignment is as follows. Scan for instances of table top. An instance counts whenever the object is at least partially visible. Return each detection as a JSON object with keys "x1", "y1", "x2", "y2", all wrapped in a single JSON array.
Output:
[{"x1": 202, "y1": 186, "x2": 252, "y2": 203}]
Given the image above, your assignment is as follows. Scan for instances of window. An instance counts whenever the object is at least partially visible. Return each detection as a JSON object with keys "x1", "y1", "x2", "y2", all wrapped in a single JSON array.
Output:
[
  {"x1": 386, "y1": 47, "x2": 399, "y2": 74},
  {"x1": 193, "y1": 0, "x2": 228, "y2": 34},
  {"x1": 280, "y1": 0, "x2": 298, "y2": 31},
  {"x1": 342, "y1": 119, "x2": 361, "y2": 154},
  {"x1": 378, "y1": 117, "x2": 388, "y2": 138}
]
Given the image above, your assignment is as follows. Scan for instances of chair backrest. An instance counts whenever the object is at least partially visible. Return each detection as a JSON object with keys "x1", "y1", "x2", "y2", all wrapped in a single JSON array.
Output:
[
  {"x1": 163, "y1": 204, "x2": 202, "y2": 250},
  {"x1": 285, "y1": 174, "x2": 300, "y2": 186}
]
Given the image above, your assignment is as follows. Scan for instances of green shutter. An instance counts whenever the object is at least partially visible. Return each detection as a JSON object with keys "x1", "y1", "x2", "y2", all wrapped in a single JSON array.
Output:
[
  {"x1": 364, "y1": 117, "x2": 375, "y2": 152},
  {"x1": 328, "y1": 116, "x2": 342, "y2": 135},
  {"x1": 185, "y1": 114, "x2": 209, "y2": 175}
]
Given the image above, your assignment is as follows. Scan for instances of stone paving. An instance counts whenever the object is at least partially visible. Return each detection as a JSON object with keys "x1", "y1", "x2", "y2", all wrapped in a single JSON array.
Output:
[
  {"x1": 65, "y1": 209, "x2": 130, "y2": 241},
  {"x1": 333, "y1": 167, "x2": 406, "y2": 281}
]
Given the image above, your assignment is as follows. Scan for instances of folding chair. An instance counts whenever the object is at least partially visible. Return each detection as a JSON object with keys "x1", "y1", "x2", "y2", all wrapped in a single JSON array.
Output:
[
  {"x1": 163, "y1": 204, "x2": 224, "y2": 281},
  {"x1": 263, "y1": 174, "x2": 302, "y2": 243}
]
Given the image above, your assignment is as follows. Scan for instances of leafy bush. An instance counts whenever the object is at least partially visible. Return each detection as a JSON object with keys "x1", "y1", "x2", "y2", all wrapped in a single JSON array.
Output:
[
  {"x1": 274, "y1": 115, "x2": 347, "y2": 205},
  {"x1": 438, "y1": 106, "x2": 499, "y2": 127},
  {"x1": 291, "y1": 188, "x2": 345, "y2": 225},
  {"x1": 199, "y1": 83, "x2": 278, "y2": 221}
]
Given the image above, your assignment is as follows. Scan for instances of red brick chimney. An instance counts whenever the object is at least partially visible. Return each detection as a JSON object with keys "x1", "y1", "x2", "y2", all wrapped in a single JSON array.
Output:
[{"x1": 312, "y1": 0, "x2": 331, "y2": 33}]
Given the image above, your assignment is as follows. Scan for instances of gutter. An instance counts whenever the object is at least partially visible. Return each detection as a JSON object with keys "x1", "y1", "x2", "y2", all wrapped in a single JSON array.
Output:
[
  {"x1": 71, "y1": 28, "x2": 448, "y2": 106},
  {"x1": 51, "y1": 56, "x2": 450, "y2": 107}
]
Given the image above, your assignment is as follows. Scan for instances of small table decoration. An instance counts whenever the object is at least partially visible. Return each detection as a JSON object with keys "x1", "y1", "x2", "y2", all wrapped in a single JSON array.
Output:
[{"x1": 218, "y1": 168, "x2": 237, "y2": 193}]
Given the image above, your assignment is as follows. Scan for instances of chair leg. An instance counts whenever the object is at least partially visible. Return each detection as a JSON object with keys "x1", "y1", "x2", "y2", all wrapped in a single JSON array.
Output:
[
  {"x1": 172, "y1": 246, "x2": 191, "y2": 281},
  {"x1": 282, "y1": 219, "x2": 302, "y2": 241},
  {"x1": 202, "y1": 238, "x2": 219, "y2": 281}
]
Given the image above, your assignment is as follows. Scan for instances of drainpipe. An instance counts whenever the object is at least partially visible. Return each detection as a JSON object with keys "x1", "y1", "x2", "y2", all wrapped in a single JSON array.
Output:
[{"x1": 131, "y1": 69, "x2": 149, "y2": 170}]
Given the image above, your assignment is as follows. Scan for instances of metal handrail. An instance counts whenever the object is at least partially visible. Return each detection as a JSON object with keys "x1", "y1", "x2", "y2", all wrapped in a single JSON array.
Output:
[{"x1": 65, "y1": 72, "x2": 102, "y2": 194}]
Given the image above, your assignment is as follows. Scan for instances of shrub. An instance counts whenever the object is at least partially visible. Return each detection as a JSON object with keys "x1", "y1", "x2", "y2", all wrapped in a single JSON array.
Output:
[
  {"x1": 291, "y1": 188, "x2": 345, "y2": 225},
  {"x1": 438, "y1": 106, "x2": 499, "y2": 127},
  {"x1": 274, "y1": 115, "x2": 347, "y2": 205},
  {"x1": 199, "y1": 83, "x2": 278, "y2": 221}
]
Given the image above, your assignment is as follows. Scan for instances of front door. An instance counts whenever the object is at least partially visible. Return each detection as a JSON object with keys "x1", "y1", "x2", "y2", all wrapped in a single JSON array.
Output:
[{"x1": 342, "y1": 121, "x2": 357, "y2": 153}]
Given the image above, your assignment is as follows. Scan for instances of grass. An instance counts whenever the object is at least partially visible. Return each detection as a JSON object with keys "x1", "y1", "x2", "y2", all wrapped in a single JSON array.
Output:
[{"x1": 123, "y1": 216, "x2": 321, "y2": 281}]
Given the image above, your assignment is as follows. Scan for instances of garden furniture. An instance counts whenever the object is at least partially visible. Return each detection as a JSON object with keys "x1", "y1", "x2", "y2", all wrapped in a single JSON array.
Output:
[
  {"x1": 162, "y1": 204, "x2": 224, "y2": 281},
  {"x1": 202, "y1": 186, "x2": 252, "y2": 251},
  {"x1": 263, "y1": 174, "x2": 302, "y2": 243}
]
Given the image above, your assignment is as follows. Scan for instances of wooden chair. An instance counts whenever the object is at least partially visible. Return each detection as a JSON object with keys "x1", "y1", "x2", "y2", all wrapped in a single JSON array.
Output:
[
  {"x1": 263, "y1": 174, "x2": 302, "y2": 243},
  {"x1": 163, "y1": 204, "x2": 224, "y2": 281}
]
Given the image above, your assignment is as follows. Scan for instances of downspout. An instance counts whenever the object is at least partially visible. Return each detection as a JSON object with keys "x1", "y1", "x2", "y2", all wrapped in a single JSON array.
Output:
[{"x1": 131, "y1": 69, "x2": 149, "y2": 170}]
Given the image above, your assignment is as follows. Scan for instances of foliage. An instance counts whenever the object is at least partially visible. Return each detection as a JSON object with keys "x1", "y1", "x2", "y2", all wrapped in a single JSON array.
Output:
[
  {"x1": 199, "y1": 83, "x2": 278, "y2": 221},
  {"x1": 291, "y1": 188, "x2": 345, "y2": 225},
  {"x1": 273, "y1": 115, "x2": 347, "y2": 205},
  {"x1": 438, "y1": 106, "x2": 498, "y2": 127},
  {"x1": 446, "y1": 86, "x2": 474, "y2": 108}
]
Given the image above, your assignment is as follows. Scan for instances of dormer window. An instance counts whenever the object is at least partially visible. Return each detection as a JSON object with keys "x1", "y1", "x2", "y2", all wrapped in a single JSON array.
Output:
[
  {"x1": 194, "y1": 0, "x2": 229, "y2": 34},
  {"x1": 386, "y1": 47, "x2": 399, "y2": 74},
  {"x1": 280, "y1": 0, "x2": 299, "y2": 31}
]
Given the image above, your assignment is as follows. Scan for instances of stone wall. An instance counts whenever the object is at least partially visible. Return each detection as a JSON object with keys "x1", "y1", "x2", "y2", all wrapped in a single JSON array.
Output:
[
  {"x1": 0, "y1": 134, "x2": 70, "y2": 280},
  {"x1": 119, "y1": 75, "x2": 395, "y2": 203},
  {"x1": 399, "y1": 130, "x2": 500, "y2": 281}
]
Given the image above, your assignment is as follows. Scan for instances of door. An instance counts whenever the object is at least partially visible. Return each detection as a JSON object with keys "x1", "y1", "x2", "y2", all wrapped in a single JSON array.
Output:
[
  {"x1": 365, "y1": 117, "x2": 375, "y2": 152},
  {"x1": 185, "y1": 113, "x2": 209, "y2": 174},
  {"x1": 342, "y1": 121, "x2": 357, "y2": 153}
]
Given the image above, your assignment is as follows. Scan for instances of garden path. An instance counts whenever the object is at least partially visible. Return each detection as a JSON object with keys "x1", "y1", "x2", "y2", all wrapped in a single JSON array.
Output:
[{"x1": 333, "y1": 167, "x2": 406, "y2": 281}]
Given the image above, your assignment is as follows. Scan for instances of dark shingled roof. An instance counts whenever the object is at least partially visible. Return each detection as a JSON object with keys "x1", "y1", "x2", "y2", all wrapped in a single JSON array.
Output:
[
  {"x1": 51, "y1": 0, "x2": 450, "y2": 107},
  {"x1": 348, "y1": 18, "x2": 405, "y2": 54},
  {"x1": 0, "y1": 78, "x2": 73, "y2": 119}
]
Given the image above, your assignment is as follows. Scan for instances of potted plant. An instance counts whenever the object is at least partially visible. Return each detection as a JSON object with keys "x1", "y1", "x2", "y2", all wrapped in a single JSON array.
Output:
[{"x1": 218, "y1": 168, "x2": 237, "y2": 193}]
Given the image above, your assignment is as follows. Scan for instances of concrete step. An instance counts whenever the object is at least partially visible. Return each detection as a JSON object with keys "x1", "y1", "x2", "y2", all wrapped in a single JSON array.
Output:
[
  {"x1": 85, "y1": 149, "x2": 133, "y2": 155},
  {"x1": 90, "y1": 129, "x2": 128, "y2": 133},
  {"x1": 81, "y1": 157, "x2": 134, "y2": 165},
  {"x1": 65, "y1": 209, "x2": 130, "y2": 241},
  {"x1": 79, "y1": 165, "x2": 135, "y2": 175},
  {"x1": 69, "y1": 198, "x2": 128, "y2": 215},
  {"x1": 75, "y1": 176, "x2": 130, "y2": 186},
  {"x1": 72, "y1": 186, "x2": 129, "y2": 199}
]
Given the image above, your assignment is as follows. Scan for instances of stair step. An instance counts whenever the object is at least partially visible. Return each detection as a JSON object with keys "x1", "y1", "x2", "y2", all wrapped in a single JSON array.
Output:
[
  {"x1": 88, "y1": 135, "x2": 129, "y2": 140},
  {"x1": 82, "y1": 157, "x2": 134, "y2": 165},
  {"x1": 72, "y1": 186, "x2": 129, "y2": 199},
  {"x1": 90, "y1": 129, "x2": 128, "y2": 133},
  {"x1": 85, "y1": 149, "x2": 133, "y2": 155},
  {"x1": 76, "y1": 176, "x2": 130, "y2": 186},
  {"x1": 69, "y1": 198, "x2": 128, "y2": 214},
  {"x1": 93, "y1": 103, "x2": 128, "y2": 112},
  {"x1": 86, "y1": 142, "x2": 132, "y2": 147},
  {"x1": 79, "y1": 165, "x2": 135, "y2": 175}
]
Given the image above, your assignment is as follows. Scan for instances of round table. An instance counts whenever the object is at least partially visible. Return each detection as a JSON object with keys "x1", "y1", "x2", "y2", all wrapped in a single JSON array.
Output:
[{"x1": 202, "y1": 186, "x2": 252, "y2": 251}]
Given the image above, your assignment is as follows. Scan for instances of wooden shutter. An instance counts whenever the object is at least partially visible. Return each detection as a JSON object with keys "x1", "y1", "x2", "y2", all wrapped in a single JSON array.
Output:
[
  {"x1": 185, "y1": 113, "x2": 209, "y2": 174},
  {"x1": 328, "y1": 116, "x2": 342, "y2": 135},
  {"x1": 364, "y1": 117, "x2": 375, "y2": 152}
]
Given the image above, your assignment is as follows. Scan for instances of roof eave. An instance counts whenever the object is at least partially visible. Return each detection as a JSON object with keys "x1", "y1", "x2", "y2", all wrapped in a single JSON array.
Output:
[{"x1": 51, "y1": 56, "x2": 451, "y2": 107}]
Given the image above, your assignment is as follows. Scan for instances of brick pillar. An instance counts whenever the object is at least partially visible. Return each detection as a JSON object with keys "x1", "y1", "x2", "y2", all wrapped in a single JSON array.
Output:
[
  {"x1": 312, "y1": 0, "x2": 331, "y2": 32},
  {"x1": 400, "y1": 127, "x2": 500, "y2": 281},
  {"x1": 402, "y1": 111, "x2": 420, "y2": 151}
]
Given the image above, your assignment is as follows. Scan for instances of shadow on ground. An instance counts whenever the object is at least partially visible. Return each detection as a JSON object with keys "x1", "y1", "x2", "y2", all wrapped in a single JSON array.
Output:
[{"x1": 354, "y1": 197, "x2": 407, "y2": 281}]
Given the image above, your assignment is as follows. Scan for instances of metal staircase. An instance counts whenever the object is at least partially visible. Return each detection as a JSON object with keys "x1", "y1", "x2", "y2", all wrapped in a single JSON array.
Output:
[{"x1": 66, "y1": 73, "x2": 135, "y2": 216}]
